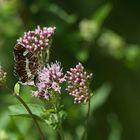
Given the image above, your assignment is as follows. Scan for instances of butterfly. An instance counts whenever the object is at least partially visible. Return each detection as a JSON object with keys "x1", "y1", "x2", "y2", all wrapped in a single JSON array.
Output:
[{"x1": 13, "y1": 44, "x2": 40, "y2": 85}]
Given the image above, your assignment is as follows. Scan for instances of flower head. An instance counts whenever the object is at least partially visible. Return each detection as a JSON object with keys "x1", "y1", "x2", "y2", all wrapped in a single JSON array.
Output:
[
  {"x1": 66, "y1": 63, "x2": 93, "y2": 104},
  {"x1": 0, "y1": 65, "x2": 7, "y2": 86},
  {"x1": 17, "y1": 26, "x2": 56, "y2": 52},
  {"x1": 33, "y1": 61, "x2": 66, "y2": 100}
]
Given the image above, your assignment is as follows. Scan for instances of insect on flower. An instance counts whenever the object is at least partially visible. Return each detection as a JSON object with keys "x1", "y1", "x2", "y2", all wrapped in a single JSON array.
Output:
[
  {"x1": 13, "y1": 43, "x2": 41, "y2": 85},
  {"x1": 14, "y1": 26, "x2": 56, "y2": 85}
]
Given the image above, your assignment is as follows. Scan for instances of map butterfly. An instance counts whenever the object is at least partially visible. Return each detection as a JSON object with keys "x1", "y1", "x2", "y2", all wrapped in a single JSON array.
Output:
[{"x1": 14, "y1": 44, "x2": 40, "y2": 85}]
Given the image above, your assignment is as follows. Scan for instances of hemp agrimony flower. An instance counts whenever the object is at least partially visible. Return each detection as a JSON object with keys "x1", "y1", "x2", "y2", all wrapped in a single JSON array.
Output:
[
  {"x1": 0, "y1": 65, "x2": 7, "y2": 86},
  {"x1": 17, "y1": 26, "x2": 56, "y2": 52},
  {"x1": 33, "y1": 61, "x2": 66, "y2": 100},
  {"x1": 11, "y1": 25, "x2": 94, "y2": 140},
  {"x1": 14, "y1": 26, "x2": 56, "y2": 85},
  {"x1": 66, "y1": 63, "x2": 93, "y2": 103}
]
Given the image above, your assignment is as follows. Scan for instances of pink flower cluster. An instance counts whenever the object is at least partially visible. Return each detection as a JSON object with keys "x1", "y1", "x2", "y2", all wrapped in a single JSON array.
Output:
[
  {"x1": 0, "y1": 65, "x2": 7, "y2": 85},
  {"x1": 66, "y1": 63, "x2": 93, "y2": 103},
  {"x1": 33, "y1": 62, "x2": 66, "y2": 100},
  {"x1": 15, "y1": 26, "x2": 94, "y2": 104},
  {"x1": 17, "y1": 26, "x2": 56, "y2": 52}
]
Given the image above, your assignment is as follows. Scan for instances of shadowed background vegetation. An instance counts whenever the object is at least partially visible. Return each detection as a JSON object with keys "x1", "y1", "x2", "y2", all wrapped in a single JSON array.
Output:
[{"x1": 0, "y1": 0, "x2": 140, "y2": 140}]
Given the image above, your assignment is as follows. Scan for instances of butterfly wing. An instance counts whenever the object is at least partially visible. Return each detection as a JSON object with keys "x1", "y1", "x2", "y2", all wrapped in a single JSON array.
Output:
[{"x1": 14, "y1": 44, "x2": 40, "y2": 85}]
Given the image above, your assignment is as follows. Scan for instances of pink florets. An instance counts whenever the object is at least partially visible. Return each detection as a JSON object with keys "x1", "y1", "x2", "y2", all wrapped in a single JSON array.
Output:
[
  {"x1": 0, "y1": 65, "x2": 7, "y2": 86},
  {"x1": 17, "y1": 26, "x2": 56, "y2": 52},
  {"x1": 32, "y1": 61, "x2": 66, "y2": 100},
  {"x1": 66, "y1": 63, "x2": 93, "y2": 104}
]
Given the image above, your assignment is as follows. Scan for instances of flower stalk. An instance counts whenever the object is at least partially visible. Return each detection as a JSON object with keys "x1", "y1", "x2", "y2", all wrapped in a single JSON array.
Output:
[
  {"x1": 57, "y1": 122, "x2": 64, "y2": 140},
  {"x1": 81, "y1": 97, "x2": 91, "y2": 140},
  {"x1": 55, "y1": 103, "x2": 64, "y2": 140}
]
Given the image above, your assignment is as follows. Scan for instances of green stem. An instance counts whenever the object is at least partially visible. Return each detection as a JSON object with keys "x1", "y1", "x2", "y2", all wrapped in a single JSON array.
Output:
[
  {"x1": 57, "y1": 122, "x2": 64, "y2": 140},
  {"x1": 81, "y1": 97, "x2": 91, "y2": 140},
  {"x1": 14, "y1": 94, "x2": 46, "y2": 140},
  {"x1": 54, "y1": 98, "x2": 64, "y2": 140},
  {"x1": 46, "y1": 48, "x2": 50, "y2": 63},
  {"x1": 46, "y1": 39, "x2": 52, "y2": 63}
]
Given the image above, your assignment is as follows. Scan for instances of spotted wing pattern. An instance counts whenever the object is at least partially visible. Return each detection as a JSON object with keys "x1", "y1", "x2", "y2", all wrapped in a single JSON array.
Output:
[{"x1": 14, "y1": 44, "x2": 40, "y2": 85}]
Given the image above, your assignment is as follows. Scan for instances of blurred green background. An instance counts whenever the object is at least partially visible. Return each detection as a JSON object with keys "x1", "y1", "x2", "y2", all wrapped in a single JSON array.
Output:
[{"x1": 0, "y1": 0, "x2": 140, "y2": 140}]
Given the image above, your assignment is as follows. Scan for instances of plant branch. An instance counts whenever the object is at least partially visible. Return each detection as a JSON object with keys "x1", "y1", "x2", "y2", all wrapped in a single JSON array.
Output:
[{"x1": 57, "y1": 121, "x2": 64, "y2": 140}]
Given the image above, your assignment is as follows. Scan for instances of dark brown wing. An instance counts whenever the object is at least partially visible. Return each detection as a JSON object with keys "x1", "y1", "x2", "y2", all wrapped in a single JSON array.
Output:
[
  {"x1": 13, "y1": 44, "x2": 40, "y2": 85},
  {"x1": 14, "y1": 44, "x2": 28, "y2": 83}
]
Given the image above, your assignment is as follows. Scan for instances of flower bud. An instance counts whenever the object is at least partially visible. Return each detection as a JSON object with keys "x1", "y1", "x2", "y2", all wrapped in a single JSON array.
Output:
[{"x1": 66, "y1": 63, "x2": 93, "y2": 104}]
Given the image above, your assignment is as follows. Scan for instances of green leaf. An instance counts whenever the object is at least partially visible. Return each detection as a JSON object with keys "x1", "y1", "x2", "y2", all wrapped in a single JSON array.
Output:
[
  {"x1": 91, "y1": 83, "x2": 112, "y2": 112},
  {"x1": 9, "y1": 104, "x2": 67, "y2": 129},
  {"x1": 8, "y1": 104, "x2": 46, "y2": 122},
  {"x1": 48, "y1": 3, "x2": 77, "y2": 24},
  {"x1": 43, "y1": 110, "x2": 67, "y2": 129},
  {"x1": 44, "y1": 113, "x2": 59, "y2": 129},
  {"x1": 59, "y1": 110, "x2": 67, "y2": 121},
  {"x1": 93, "y1": 3, "x2": 112, "y2": 26}
]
